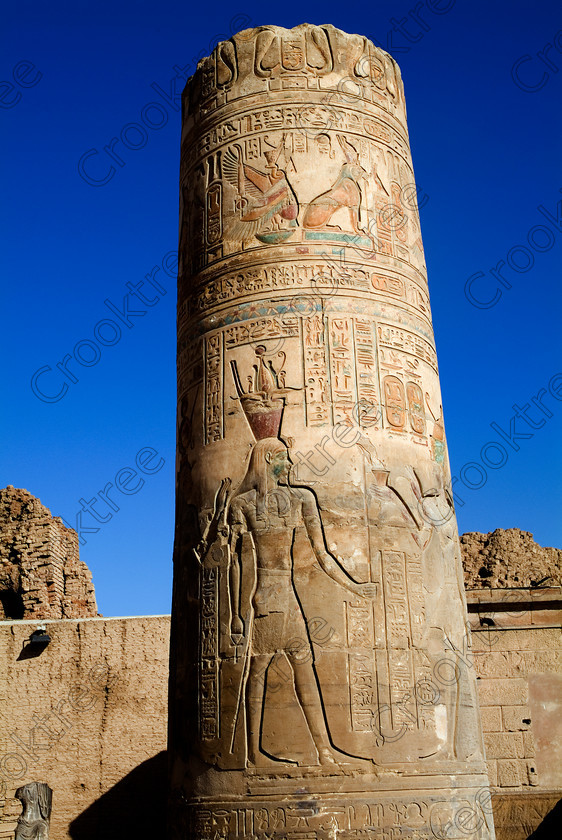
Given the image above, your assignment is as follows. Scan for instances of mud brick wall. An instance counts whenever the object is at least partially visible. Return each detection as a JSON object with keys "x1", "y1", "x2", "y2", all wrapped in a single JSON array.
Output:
[
  {"x1": 0, "y1": 615, "x2": 169, "y2": 839},
  {"x1": 0, "y1": 487, "x2": 97, "y2": 620}
]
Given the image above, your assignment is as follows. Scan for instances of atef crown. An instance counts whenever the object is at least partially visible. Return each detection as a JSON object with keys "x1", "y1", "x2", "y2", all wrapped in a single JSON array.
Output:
[{"x1": 230, "y1": 346, "x2": 289, "y2": 441}]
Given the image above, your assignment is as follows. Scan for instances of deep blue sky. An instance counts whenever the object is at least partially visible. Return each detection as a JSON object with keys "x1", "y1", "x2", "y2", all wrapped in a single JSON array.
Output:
[{"x1": 2, "y1": 1, "x2": 561, "y2": 616}]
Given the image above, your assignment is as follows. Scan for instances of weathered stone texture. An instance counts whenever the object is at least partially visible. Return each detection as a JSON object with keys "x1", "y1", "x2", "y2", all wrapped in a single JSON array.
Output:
[
  {"x1": 0, "y1": 615, "x2": 169, "y2": 839},
  {"x1": 472, "y1": 624, "x2": 562, "y2": 794},
  {"x1": 491, "y1": 793, "x2": 562, "y2": 840},
  {"x1": 461, "y1": 529, "x2": 562, "y2": 589},
  {"x1": 171, "y1": 21, "x2": 492, "y2": 839},
  {"x1": 0, "y1": 486, "x2": 97, "y2": 620}
]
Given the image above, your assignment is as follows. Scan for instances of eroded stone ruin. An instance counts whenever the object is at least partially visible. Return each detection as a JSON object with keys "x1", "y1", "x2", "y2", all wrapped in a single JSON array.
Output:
[
  {"x1": 462, "y1": 529, "x2": 562, "y2": 589},
  {"x1": 0, "y1": 486, "x2": 97, "y2": 620}
]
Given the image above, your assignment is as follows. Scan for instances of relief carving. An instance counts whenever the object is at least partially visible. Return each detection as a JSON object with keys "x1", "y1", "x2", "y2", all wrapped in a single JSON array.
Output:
[
  {"x1": 254, "y1": 27, "x2": 333, "y2": 79},
  {"x1": 209, "y1": 349, "x2": 376, "y2": 768},
  {"x1": 173, "y1": 22, "x2": 494, "y2": 840},
  {"x1": 223, "y1": 139, "x2": 299, "y2": 244}
]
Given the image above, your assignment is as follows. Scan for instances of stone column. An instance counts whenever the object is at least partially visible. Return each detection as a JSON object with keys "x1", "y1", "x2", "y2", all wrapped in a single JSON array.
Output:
[{"x1": 170, "y1": 24, "x2": 495, "y2": 840}]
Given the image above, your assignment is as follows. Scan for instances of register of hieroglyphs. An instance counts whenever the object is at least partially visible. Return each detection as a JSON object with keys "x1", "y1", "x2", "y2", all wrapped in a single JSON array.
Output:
[{"x1": 169, "y1": 23, "x2": 495, "y2": 840}]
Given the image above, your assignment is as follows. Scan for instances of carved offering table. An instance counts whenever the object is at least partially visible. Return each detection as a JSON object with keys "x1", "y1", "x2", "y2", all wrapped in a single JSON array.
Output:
[{"x1": 169, "y1": 24, "x2": 495, "y2": 840}]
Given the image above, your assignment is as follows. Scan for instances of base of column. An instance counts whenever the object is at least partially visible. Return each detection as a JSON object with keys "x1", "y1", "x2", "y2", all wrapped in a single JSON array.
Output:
[{"x1": 171, "y1": 776, "x2": 495, "y2": 839}]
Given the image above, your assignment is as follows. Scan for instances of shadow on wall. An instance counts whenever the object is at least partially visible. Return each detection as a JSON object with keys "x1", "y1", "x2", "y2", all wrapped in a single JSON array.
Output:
[
  {"x1": 528, "y1": 798, "x2": 562, "y2": 840},
  {"x1": 69, "y1": 751, "x2": 167, "y2": 839}
]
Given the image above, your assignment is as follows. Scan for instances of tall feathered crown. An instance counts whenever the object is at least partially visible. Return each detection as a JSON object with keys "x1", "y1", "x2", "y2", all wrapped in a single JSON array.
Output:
[{"x1": 230, "y1": 346, "x2": 291, "y2": 440}]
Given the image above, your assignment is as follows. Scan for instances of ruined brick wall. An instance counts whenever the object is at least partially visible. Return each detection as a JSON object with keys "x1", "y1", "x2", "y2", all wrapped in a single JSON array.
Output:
[
  {"x1": 0, "y1": 487, "x2": 97, "y2": 620},
  {"x1": 461, "y1": 528, "x2": 562, "y2": 589}
]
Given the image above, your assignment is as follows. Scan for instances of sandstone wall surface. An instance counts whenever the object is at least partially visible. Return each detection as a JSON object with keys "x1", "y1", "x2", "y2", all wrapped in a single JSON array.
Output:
[{"x1": 0, "y1": 487, "x2": 97, "y2": 620}]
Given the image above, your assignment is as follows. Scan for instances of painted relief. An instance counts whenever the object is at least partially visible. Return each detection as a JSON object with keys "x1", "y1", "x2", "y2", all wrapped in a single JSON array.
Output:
[
  {"x1": 426, "y1": 394, "x2": 446, "y2": 463},
  {"x1": 254, "y1": 26, "x2": 333, "y2": 80},
  {"x1": 407, "y1": 381, "x2": 426, "y2": 435},
  {"x1": 173, "y1": 22, "x2": 493, "y2": 840},
  {"x1": 200, "y1": 348, "x2": 376, "y2": 768},
  {"x1": 302, "y1": 136, "x2": 373, "y2": 245},
  {"x1": 223, "y1": 138, "x2": 299, "y2": 244}
]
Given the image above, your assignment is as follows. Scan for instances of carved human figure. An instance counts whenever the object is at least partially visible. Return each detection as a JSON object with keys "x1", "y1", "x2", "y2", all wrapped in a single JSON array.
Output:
[
  {"x1": 15, "y1": 782, "x2": 52, "y2": 840},
  {"x1": 228, "y1": 437, "x2": 375, "y2": 767},
  {"x1": 223, "y1": 140, "x2": 299, "y2": 243}
]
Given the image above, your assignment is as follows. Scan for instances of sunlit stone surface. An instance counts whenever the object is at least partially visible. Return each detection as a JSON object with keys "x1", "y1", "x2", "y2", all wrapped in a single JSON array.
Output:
[{"x1": 169, "y1": 23, "x2": 495, "y2": 840}]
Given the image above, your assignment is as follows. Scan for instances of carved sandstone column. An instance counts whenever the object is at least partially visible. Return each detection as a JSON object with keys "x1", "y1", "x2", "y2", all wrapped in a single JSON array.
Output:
[{"x1": 170, "y1": 24, "x2": 495, "y2": 840}]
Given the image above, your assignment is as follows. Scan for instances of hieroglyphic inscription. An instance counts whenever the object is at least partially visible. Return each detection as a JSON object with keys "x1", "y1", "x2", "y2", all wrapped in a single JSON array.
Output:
[
  {"x1": 185, "y1": 262, "x2": 429, "y2": 321},
  {"x1": 408, "y1": 555, "x2": 435, "y2": 733},
  {"x1": 328, "y1": 317, "x2": 355, "y2": 425},
  {"x1": 224, "y1": 314, "x2": 299, "y2": 350},
  {"x1": 371, "y1": 272, "x2": 430, "y2": 315},
  {"x1": 382, "y1": 551, "x2": 416, "y2": 732},
  {"x1": 346, "y1": 602, "x2": 377, "y2": 731},
  {"x1": 200, "y1": 566, "x2": 219, "y2": 740},
  {"x1": 354, "y1": 318, "x2": 380, "y2": 428},
  {"x1": 407, "y1": 381, "x2": 426, "y2": 436},
  {"x1": 377, "y1": 324, "x2": 437, "y2": 372},
  {"x1": 177, "y1": 337, "x2": 203, "y2": 399},
  {"x1": 187, "y1": 794, "x2": 489, "y2": 839},
  {"x1": 206, "y1": 183, "x2": 222, "y2": 246},
  {"x1": 205, "y1": 333, "x2": 223, "y2": 444},
  {"x1": 181, "y1": 106, "x2": 410, "y2": 177},
  {"x1": 303, "y1": 313, "x2": 330, "y2": 426},
  {"x1": 383, "y1": 375, "x2": 406, "y2": 430}
]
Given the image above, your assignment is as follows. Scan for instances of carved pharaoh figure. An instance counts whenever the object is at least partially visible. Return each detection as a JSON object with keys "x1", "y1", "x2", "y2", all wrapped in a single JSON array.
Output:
[
  {"x1": 225, "y1": 391, "x2": 375, "y2": 768},
  {"x1": 170, "y1": 22, "x2": 495, "y2": 840}
]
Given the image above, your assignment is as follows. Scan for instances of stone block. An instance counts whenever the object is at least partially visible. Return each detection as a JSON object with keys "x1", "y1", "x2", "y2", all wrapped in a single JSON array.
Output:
[
  {"x1": 497, "y1": 628, "x2": 561, "y2": 651},
  {"x1": 501, "y1": 706, "x2": 531, "y2": 731},
  {"x1": 523, "y1": 759, "x2": 539, "y2": 786},
  {"x1": 480, "y1": 706, "x2": 502, "y2": 732},
  {"x1": 486, "y1": 759, "x2": 498, "y2": 787},
  {"x1": 477, "y1": 678, "x2": 528, "y2": 706},
  {"x1": 521, "y1": 649, "x2": 562, "y2": 673},
  {"x1": 522, "y1": 731, "x2": 536, "y2": 757},
  {"x1": 473, "y1": 650, "x2": 513, "y2": 678},
  {"x1": 497, "y1": 759, "x2": 521, "y2": 787},
  {"x1": 484, "y1": 732, "x2": 523, "y2": 759}
]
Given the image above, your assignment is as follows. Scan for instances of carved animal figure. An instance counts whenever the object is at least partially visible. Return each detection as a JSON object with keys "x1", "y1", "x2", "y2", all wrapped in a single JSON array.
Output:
[{"x1": 302, "y1": 135, "x2": 371, "y2": 238}]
